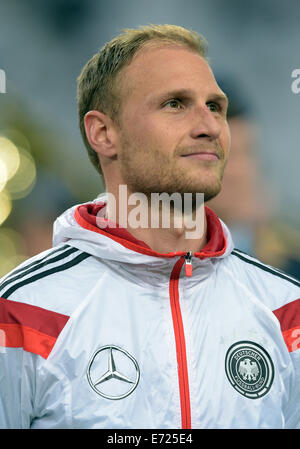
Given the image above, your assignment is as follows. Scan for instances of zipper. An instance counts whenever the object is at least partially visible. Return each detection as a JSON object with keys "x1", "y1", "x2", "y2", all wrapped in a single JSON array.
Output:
[
  {"x1": 169, "y1": 255, "x2": 192, "y2": 429},
  {"x1": 184, "y1": 251, "x2": 193, "y2": 277}
]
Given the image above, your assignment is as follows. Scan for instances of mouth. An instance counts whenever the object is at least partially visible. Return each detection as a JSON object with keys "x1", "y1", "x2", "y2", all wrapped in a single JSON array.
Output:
[{"x1": 180, "y1": 152, "x2": 220, "y2": 161}]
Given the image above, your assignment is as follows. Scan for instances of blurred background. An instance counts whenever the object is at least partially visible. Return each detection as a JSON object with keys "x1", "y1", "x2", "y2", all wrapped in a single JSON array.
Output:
[{"x1": 0, "y1": 0, "x2": 299, "y2": 277}]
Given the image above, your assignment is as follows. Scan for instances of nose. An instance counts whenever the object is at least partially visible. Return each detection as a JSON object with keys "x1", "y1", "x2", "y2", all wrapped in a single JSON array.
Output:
[{"x1": 190, "y1": 105, "x2": 222, "y2": 141}]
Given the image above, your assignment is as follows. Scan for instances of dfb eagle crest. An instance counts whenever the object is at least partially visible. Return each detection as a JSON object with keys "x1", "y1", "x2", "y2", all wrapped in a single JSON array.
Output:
[
  {"x1": 238, "y1": 358, "x2": 259, "y2": 381},
  {"x1": 225, "y1": 341, "x2": 274, "y2": 399}
]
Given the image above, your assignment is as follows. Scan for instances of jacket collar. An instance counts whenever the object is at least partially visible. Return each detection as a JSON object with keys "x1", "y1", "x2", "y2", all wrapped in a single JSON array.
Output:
[
  {"x1": 74, "y1": 201, "x2": 227, "y2": 259},
  {"x1": 53, "y1": 194, "x2": 234, "y2": 265}
]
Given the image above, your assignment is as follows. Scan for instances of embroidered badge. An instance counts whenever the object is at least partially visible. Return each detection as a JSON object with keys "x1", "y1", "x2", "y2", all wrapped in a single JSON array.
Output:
[{"x1": 225, "y1": 341, "x2": 274, "y2": 399}]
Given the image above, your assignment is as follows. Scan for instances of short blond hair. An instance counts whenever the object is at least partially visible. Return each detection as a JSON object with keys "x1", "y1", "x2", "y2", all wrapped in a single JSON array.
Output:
[{"x1": 77, "y1": 24, "x2": 209, "y2": 175}]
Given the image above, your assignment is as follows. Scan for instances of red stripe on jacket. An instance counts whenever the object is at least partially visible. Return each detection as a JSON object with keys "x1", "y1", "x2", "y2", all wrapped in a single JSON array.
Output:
[
  {"x1": 0, "y1": 297, "x2": 69, "y2": 359},
  {"x1": 273, "y1": 298, "x2": 300, "y2": 353}
]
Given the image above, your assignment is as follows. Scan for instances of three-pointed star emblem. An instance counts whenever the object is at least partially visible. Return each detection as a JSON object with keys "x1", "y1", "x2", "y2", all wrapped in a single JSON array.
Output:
[
  {"x1": 87, "y1": 345, "x2": 140, "y2": 400},
  {"x1": 94, "y1": 347, "x2": 135, "y2": 386}
]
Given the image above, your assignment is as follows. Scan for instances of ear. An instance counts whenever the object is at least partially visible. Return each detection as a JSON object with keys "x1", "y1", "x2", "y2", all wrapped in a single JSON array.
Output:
[{"x1": 84, "y1": 110, "x2": 118, "y2": 159}]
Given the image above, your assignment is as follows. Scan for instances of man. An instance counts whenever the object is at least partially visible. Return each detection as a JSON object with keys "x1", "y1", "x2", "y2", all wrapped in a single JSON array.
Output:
[{"x1": 0, "y1": 24, "x2": 299, "y2": 429}]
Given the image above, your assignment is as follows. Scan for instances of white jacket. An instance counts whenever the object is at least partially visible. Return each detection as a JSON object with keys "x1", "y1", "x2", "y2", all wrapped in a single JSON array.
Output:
[{"x1": 0, "y1": 196, "x2": 299, "y2": 429}]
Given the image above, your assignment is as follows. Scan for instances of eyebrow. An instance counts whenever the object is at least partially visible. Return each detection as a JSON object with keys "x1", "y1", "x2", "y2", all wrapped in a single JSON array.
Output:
[{"x1": 149, "y1": 88, "x2": 229, "y2": 106}]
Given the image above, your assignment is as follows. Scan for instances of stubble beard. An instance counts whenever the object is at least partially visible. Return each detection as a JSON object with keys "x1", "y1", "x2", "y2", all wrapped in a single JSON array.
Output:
[{"x1": 118, "y1": 132, "x2": 226, "y2": 211}]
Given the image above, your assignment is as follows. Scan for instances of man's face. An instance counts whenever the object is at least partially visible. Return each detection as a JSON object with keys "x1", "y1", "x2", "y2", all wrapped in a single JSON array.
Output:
[{"x1": 114, "y1": 43, "x2": 231, "y2": 202}]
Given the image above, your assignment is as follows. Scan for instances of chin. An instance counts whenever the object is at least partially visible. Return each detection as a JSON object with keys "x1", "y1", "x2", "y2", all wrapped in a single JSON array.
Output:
[
  {"x1": 203, "y1": 190, "x2": 221, "y2": 203},
  {"x1": 195, "y1": 182, "x2": 222, "y2": 203}
]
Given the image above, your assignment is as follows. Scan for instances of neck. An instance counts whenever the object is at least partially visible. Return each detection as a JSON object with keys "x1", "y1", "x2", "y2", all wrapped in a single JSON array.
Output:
[{"x1": 105, "y1": 185, "x2": 208, "y2": 254}]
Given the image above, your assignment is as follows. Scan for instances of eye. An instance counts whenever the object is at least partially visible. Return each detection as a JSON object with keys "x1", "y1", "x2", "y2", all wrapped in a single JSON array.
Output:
[
  {"x1": 164, "y1": 98, "x2": 183, "y2": 109},
  {"x1": 207, "y1": 102, "x2": 222, "y2": 112}
]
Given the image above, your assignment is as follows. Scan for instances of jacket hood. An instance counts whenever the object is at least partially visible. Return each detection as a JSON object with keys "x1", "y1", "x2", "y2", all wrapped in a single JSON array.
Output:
[{"x1": 52, "y1": 193, "x2": 235, "y2": 267}]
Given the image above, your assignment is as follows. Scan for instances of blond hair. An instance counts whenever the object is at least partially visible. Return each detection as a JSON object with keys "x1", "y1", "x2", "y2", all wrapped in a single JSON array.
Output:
[{"x1": 77, "y1": 24, "x2": 209, "y2": 175}]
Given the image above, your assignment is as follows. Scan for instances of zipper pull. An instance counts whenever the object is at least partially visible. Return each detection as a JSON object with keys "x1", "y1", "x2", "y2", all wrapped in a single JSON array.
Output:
[{"x1": 184, "y1": 251, "x2": 193, "y2": 277}]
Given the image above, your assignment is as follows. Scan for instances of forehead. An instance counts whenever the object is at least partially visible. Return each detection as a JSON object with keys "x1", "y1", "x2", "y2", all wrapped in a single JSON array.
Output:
[{"x1": 120, "y1": 44, "x2": 223, "y2": 103}]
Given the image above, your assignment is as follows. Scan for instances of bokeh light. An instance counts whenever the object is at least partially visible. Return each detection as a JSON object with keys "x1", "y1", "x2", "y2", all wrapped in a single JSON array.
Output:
[
  {"x1": 0, "y1": 136, "x2": 20, "y2": 186},
  {"x1": 0, "y1": 159, "x2": 8, "y2": 192},
  {"x1": 0, "y1": 133, "x2": 37, "y2": 275},
  {"x1": 0, "y1": 189, "x2": 12, "y2": 226},
  {"x1": 5, "y1": 146, "x2": 36, "y2": 199}
]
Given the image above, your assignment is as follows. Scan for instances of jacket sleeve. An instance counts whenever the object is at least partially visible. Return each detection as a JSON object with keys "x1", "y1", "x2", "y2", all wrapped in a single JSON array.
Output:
[
  {"x1": 284, "y1": 348, "x2": 300, "y2": 428},
  {"x1": 0, "y1": 344, "x2": 37, "y2": 428},
  {"x1": 272, "y1": 293, "x2": 300, "y2": 428}
]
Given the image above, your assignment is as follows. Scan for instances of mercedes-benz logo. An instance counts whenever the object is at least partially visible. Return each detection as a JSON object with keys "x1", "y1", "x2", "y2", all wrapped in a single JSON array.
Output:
[{"x1": 86, "y1": 345, "x2": 140, "y2": 400}]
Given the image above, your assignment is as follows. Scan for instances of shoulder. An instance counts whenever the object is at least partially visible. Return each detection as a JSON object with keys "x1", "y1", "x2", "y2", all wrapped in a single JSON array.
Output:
[
  {"x1": 228, "y1": 247, "x2": 300, "y2": 291},
  {"x1": 223, "y1": 248, "x2": 300, "y2": 353},
  {"x1": 231, "y1": 248, "x2": 300, "y2": 288},
  {"x1": 0, "y1": 244, "x2": 93, "y2": 311},
  {"x1": 0, "y1": 243, "x2": 100, "y2": 321},
  {"x1": 226, "y1": 248, "x2": 300, "y2": 331},
  {"x1": 0, "y1": 244, "x2": 98, "y2": 360}
]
